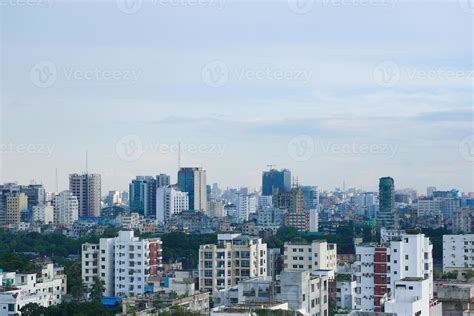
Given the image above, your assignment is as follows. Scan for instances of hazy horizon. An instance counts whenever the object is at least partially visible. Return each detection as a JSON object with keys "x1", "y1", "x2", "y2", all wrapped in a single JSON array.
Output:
[{"x1": 1, "y1": 0, "x2": 473, "y2": 193}]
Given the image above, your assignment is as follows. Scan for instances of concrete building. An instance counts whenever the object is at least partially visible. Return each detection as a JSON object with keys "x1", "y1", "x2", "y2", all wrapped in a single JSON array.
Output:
[
  {"x1": 279, "y1": 270, "x2": 330, "y2": 316},
  {"x1": 69, "y1": 173, "x2": 101, "y2": 217},
  {"x1": 354, "y1": 233, "x2": 433, "y2": 312},
  {"x1": 257, "y1": 208, "x2": 286, "y2": 227},
  {"x1": 443, "y1": 234, "x2": 474, "y2": 271},
  {"x1": 216, "y1": 270, "x2": 330, "y2": 316},
  {"x1": 283, "y1": 240, "x2": 337, "y2": 273},
  {"x1": 5, "y1": 192, "x2": 28, "y2": 225},
  {"x1": 0, "y1": 263, "x2": 65, "y2": 315},
  {"x1": 32, "y1": 202, "x2": 54, "y2": 225},
  {"x1": 198, "y1": 234, "x2": 267, "y2": 292},
  {"x1": 417, "y1": 198, "x2": 442, "y2": 218},
  {"x1": 235, "y1": 194, "x2": 257, "y2": 223},
  {"x1": 266, "y1": 248, "x2": 282, "y2": 281},
  {"x1": 437, "y1": 282, "x2": 474, "y2": 316},
  {"x1": 53, "y1": 191, "x2": 79, "y2": 226},
  {"x1": 336, "y1": 274, "x2": 356, "y2": 310},
  {"x1": 178, "y1": 167, "x2": 207, "y2": 212},
  {"x1": 384, "y1": 278, "x2": 441, "y2": 316},
  {"x1": 156, "y1": 186, "x2": 189, "y2": 224},
  {"x1": 207, "y1": 200, "x2": 225, "y2": 218},
  {"x1": 451, "y1": 208, "x2": 473, "y2": 234},
  {"x1": 81, "y1": 230, "x2": 163, "y2": 297}
]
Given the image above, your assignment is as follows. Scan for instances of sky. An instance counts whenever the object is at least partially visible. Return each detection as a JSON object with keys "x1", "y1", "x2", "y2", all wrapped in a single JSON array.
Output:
[{"x1": 0, "y1": 0, "x2": 473, "y2": 194}]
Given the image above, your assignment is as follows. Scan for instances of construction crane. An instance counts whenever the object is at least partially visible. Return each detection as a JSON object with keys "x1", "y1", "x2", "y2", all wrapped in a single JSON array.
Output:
[{"x1": 267, "y1": 164, "x2": 276, "y2": 170}]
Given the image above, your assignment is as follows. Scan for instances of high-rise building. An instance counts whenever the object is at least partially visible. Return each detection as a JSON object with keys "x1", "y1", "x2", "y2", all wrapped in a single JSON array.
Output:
[
  {"x1": 0, "y1": 184, "x2": 22, "y2": 225},
  {"x1": 177, "y1": 167, "x2": 207, "y2": 212},
  {"x1": 283, "y1": 240, "x2": 337, "y2": 273},
  {"x1": 261, "y1": 168, "x2": 291, "y2": 196},
  {"x1": 156, "y1": 186, "x2": 189, "y2": 224},
  {"x1": 156, "y1": 173, "x2": 171, "y2": 187},
  {"x1": 69, "y1": 173, "x2": 101, "y2": 217},
  {"x1": 53, "y1": 191, "x2": 79, "y2": 226},
  {"x1": 206, "y1": 200, "x2": 225, "y2": 218},
  {"x1": 377, "y1": 177, "x2": 398, "y2": 229},
  {"x1": 20, "y1": 184, "x2": 45, "y2": 211},
  {"x1": 129, "y1": 175, "x2": 170, "y2": 218},
  {"x1": 32, "y1": 202, "x2": 54, "y2": 224},
  {"x1": 5, "y1": 192, "x2": 28, "y2": 225},
  {"x1": 300, "y1": 186, "x2": 319, "y2": 210},
  {"x1": 198, "y1": 234, "x2": 267, "y2": 292},
  {"x1": 235, "y1": 193, "x2": 257, "y2": 222},
  {"x1": 354, "y1": 233, "x2": 433, "y2": 312},
  {"x1": 81, "y1": 230, "x2": 162, "y2": 297}
]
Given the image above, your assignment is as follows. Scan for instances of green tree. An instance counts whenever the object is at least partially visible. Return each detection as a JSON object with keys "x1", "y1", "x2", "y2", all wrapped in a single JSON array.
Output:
[{"x1": 90, "y1": 277, "x2": 105, "y2": 303}]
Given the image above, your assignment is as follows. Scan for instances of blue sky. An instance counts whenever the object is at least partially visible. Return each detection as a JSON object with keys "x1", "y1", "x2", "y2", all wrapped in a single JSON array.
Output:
[{"x1": 1, "y1": 0, "x2": 473, "y2": 193}]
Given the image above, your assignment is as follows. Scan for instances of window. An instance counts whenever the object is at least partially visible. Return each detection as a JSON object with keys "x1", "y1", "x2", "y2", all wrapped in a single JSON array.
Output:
[{"x1": 405, "y1": 266, "x2": 408, "y2": 271}]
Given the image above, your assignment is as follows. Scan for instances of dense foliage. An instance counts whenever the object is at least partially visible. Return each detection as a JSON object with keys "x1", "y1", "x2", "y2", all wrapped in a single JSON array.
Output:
[{"x1": 20, "y1": 302, "x2": 120, "y2": 316}]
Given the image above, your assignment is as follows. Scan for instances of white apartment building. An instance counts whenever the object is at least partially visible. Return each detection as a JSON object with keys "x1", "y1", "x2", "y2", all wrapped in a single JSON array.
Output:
[
  {"x1": 53, "y1": 191, "x2": 79, "y2": 226},
  {"x1": 384, "y1": 278, "x2": 441, "y2": 316},
  {"x1": 81, "y1": 230, "x2": 163, "y2": 298},
  {"x1": 283, "y1": 240, "x2": 337, "y2": 273},
  {"x1": 220, "y1": 271, "x2": 330, "y2": 316},
  {"x1": 199, "y1": 234, "x2": 267, "y2": 292},
  {"x1": 336, "y1": 275, "x2": 356, "y2": 310},
  {"x1": 236, "y1": 194, "x2": 257, "y2": 222},
  {"x1": 156, "y1": 186, "x2": 189, "y2": 224},
  {"x1": 443, "y1": 234, "x2": 474, "y2": 271},
  {"x1": 354, "y1": 233, "x2": 433, "y2": 312},
  {"x1": 32, "y1": 203, "x2": 54, "y2": 225},
  {"x1": 279, "y1": 271, "x2": 329, "y2": 316},
  {"x1": 256, "y1": 195, "x2": 272, "y2": 210},
  {"x1": 0, "y1": 264, "x2": 64, "y2": 316}
]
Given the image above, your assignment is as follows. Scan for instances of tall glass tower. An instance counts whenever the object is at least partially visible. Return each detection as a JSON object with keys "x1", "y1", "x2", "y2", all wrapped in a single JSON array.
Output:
[{"x1": 377, "y1": 177, "x2": 399, "y2": 229}]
